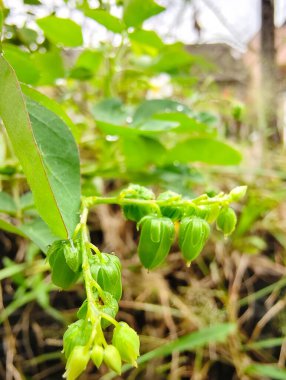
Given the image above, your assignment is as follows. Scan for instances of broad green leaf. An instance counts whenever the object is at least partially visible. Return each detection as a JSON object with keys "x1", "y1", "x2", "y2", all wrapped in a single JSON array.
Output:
[
  {"x1": 92, "y1": 98, "x2": 130, "y2": 125},
  {"x1": 123, "y1": 0, "x2": 165, "y2": 27},
  {"x1": 31, "y1": 49, "x2": 65, "y2": 85},
  {"x1": 167, "y1": 138, "x2": 242, "y2": 166},
  {"x1": 0, "y1": 218, "x2": 26, "y2": 237},
  {"x1": 0, "y1": 55, "x2": 80, "y2": 237},
  {"x1": 0, "y1": 192, "x2": 17, "y2": 214},
  {"x1": 129, "y1": 29, "x2": 164, "y2": 53},
  {"x1": 17, "y1": 27, "x2": 38, "y2": 46},
  {"x1": 21, "y1": 218, "x2": 59, "y2": 253},
  {"x1": 37, "y1": 16, "x2": 83, "y2": 47},
  {"x1": 102, "y1": 323, "x2": 236, "y2": 380},
  {"x1": 245, "y1": 364, "x2": 286, "y2": 380},
  {"x1": 26, "y1": 97, "x2": 81, "y2": 236},
  {"x1": 85, "y1": 9, "x2": 125, "y2": 33},
  {"x1": 24, "y1": 0, "x2": 42, "y2": 4},
  {"x1": 133, "y1": 99, "x2": 190, "y2": 125},
  {"x1": 21, "y1": 85, "x2": 78, "y2": 139},
  {"x1": 70, "y1": 49, "x2": 104, "y2": 80},
  {"x1": 3, "y1": 44, "x2": 40, "y2": 84},
  {"x1": 155, "y1": 112, "x2": 216, "y2": 136}
]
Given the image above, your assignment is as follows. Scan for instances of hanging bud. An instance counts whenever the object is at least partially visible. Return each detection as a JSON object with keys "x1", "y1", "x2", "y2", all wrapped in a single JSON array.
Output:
[
  {"x1": 138, "y1": 216, "x2": 175, "y2": 269},
  {"x1": 63, "y1": 319, "x2": 92, "y2": 359},
  {"x1": 112, "y1": 322, "x2": 140, "y2": 366},
  {"x1": 121, "y1": 184, "x2": 155, "y2": 222},
  {"x1": 90, "y1": 252, "x2": 122, "y2": 302},
  {"x1": 47, "y1": 240, "x2": 80, "y2": 289},
  {"x1": 179, "y1": 217, "x2": 210, "y2": 265},
  {"x1": 103, "y1": 345, "x2": 122, "y2": 375},
  {"x1": 216, "y1": 207, "x2": 237, "y2": 236},
  {"x1": 91, "y1": 344, "x2": 104, "y2": 368},
  {"x1": 63, "y1": 345, "x2": 90, "y2": 380},
  {"x1": 197, "y1": 204, "x2": 220, "y2": 223},
  {"x1": 157, "y1": 191, "x2": 183, "y2": 221},
  {"x1": 229, "y1": 186, "x2": 247, "y2": 201}
]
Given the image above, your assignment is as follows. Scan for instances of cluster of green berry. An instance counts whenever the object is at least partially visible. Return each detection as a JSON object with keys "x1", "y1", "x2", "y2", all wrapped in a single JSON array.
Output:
[{"x1": 121, "y1": 185, "x2": 245, "y2": 267}]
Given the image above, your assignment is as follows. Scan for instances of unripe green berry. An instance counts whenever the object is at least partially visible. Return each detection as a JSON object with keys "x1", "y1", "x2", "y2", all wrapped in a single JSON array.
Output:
[
  {"x1": 112, "y1": 322, "x2": 140, "y2": 366},
  {"x1": 103, "y1": 345, "x2": 122, "y2": 375},
  {"x1": 216, "y1": 207, "x2": 237, "y2": 236},
  {"x1": 229, "y1": 186, "x2": 247, "y2": 201}
]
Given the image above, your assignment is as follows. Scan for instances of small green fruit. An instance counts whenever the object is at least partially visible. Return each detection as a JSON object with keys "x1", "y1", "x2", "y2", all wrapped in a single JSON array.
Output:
[
  {"x1": 64, "y1": 345, "x2": 90, "y2": 380},
  {"x1": 121, "y1": 184, "x2": 155, "y2": 222},
  {"x1": 91, "y1": 345, "x2": 104, "y2": 368},
  {"x1": 157, "y1": 191, "x2": 183, "y2": 221}
]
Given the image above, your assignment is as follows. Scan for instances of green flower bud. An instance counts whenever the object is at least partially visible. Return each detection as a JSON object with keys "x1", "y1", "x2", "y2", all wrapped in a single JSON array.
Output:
[
  {"x1": 103, "y1": 345, "x2": 122, "y2": 375},
  {"x1": 47, "y1": 240, "x2": 80, "y2": 289},
  {"x1": 112, "y1": 322, "x2": 140, "y2": 366},
  {"x1": 197, "y1": 204, "x2": 220, "y2": 223},
  {"x1": 63, "y1": 320, "x2": 92, "y2": 359},
  {"x1": 179, "y1": 217, "x2": 210, "y2": 265},
  {"x1": 157, "y1": 191, "x2": 183, "y2": 221},
  {"x1": 90, "y1": 253, "x2": 122, "y2": 302},
  {"x1": 229, "y1": 186, "x2": 247, "y2": 201},
  {"x1": 216, "y1": 207, "x2": 237, "y2": 236},
  {"x1": 121, "y1": 184, "x2": 155, "y2": 222},
  {"x1": 138, "y1": 216, "x2": 175, "y2": 269},
  {"x1": 64, "y1": 346, "x2": 90, "y2": 380},
  {"x1": 91, "y1": 344, "x2": 104, "y2": 368}
]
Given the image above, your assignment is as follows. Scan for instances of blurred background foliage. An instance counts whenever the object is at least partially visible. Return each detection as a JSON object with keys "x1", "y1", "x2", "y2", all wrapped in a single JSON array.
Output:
[{"x1": 0, "y1": 0, "x2": 286, "y2": 379}]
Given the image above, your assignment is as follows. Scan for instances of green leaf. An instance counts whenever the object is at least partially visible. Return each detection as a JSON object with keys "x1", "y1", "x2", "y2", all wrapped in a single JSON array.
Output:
[
  {"x1": 20, "y1": 218, "x2": 59, "y2": 253},
  {"x1": 102, "y1": 323, "x2": 236, "y2": 380},
  {"x1": 31, "y1": 49, "x2": 65, "y2": 85},
  {"x1": 150, "y1": 45, "x2": 195, "y2": 72},
  {"x1": 37, "y1": 16, "x2": 83, "y2": 47},
  {"x1": 70, "y1": 49, "x2": 104, "y2": 80},
  {"x1": 0, "y1": 55, "x2": 80, "y2": 238},
  {"x1": 3, "y1": 44, "x2": 40, "y2": 84},
  {"x1": 129, "y1": 29, "x2": 164, "y2": 54},
  {"x1": 245, "y1": 364, "x2": 286, "y2": 380},
  {"x1": 92, "y1": 98, "x2": 130, "y2": 125},
  {"x1": 167, "y1": 138, "x2": 242, "y2": 166},
  {"x1": 0, "y1": 192, "x2": 17, "y2": 214},
  {"x1": 85, "y1": 9, "x2": 125, "y2": 33},
  {"x1": 123, "y1": 0, "x2": 165, "y2": 27},
  {"x1": 0, "y1": 218, "x2": 26, "y2": 237},
  {"x1": 21, "y1": 85, "x2": 78, "y2": 140}
]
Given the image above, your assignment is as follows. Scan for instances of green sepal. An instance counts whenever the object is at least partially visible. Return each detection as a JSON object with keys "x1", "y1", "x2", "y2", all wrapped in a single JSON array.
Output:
[
  {"x1": 63, "y1": 319, "x2": 92, "y2": 359},
  {"x1": 121, "y1": 184, "x2": 155, "y2": 222},
  {"x1": 178, "y1": 216, "x2": 210, "y2": 264},
  {"x1": 47, "y1": 240, "x2": 80, "y2": 289},
  {"x1": 138, "y1": 216, "x2": 175, "y2": 269},
  {"x1": 90, "y1": 252, "x2": 122, "y2": 302},
  {"x1": 196, "y1": 204, "x2": 220, "y2": 223},
  {"x1": 91, "y1": 344, "x2": 104, "y2": 368},
  {"x1": 157, "y1": 191, "x2": 183, "y2": 221},
  {"x1": 112, "y1": 322, "x2": 140, "y2": 366},
  {"x1": 63, "y1": 238, "x2": 82, "y2": 272},
  {"x1": 77, "y1": 291, "x2": 118, "y2": 329}
]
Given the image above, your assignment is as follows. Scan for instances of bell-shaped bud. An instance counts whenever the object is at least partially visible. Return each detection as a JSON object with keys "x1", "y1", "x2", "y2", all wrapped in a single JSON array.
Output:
[
  {"x1": 112, "y1": 322, "x2": 140, "y2": 366},
  {"x1": 91, "y1": 344, "x2": 104, "y2": 368},
  {"x1": 229, "y1": 186, "x2": 247, "y2": 201},
  {"x1": 63, "y1": 345, "x2": 90, "y2": 380},
  {"x1": 121, "y1": 184, "x2": 155, "y2": 222},
  {"x1": 47, "y1": 240, "x2": 80, "y2": 289},
  {"x1": 216, "y1": 207, "x2": 237, "y2": 236},
  {"x1": 138, "y1": 216, "x2": 175, "y2": 269},
  {"x1": 197, "y1": 204, "x2": 220, "y2": 223},
  {"x1": 157, "y1": 191, "x2": 183, "y2": 221},
  {"x1": 179, "y1": 217, "x2": 210, "y2": 265},
  {"x1": 90, "y1": 252, "x2": 122, "y2": 302},
  {"x1": 63, "y1": 319, "x2": 92, "y2": 359},
  {"x1": 103, "y1": 345, "x2": 122, "y2": 375}
]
